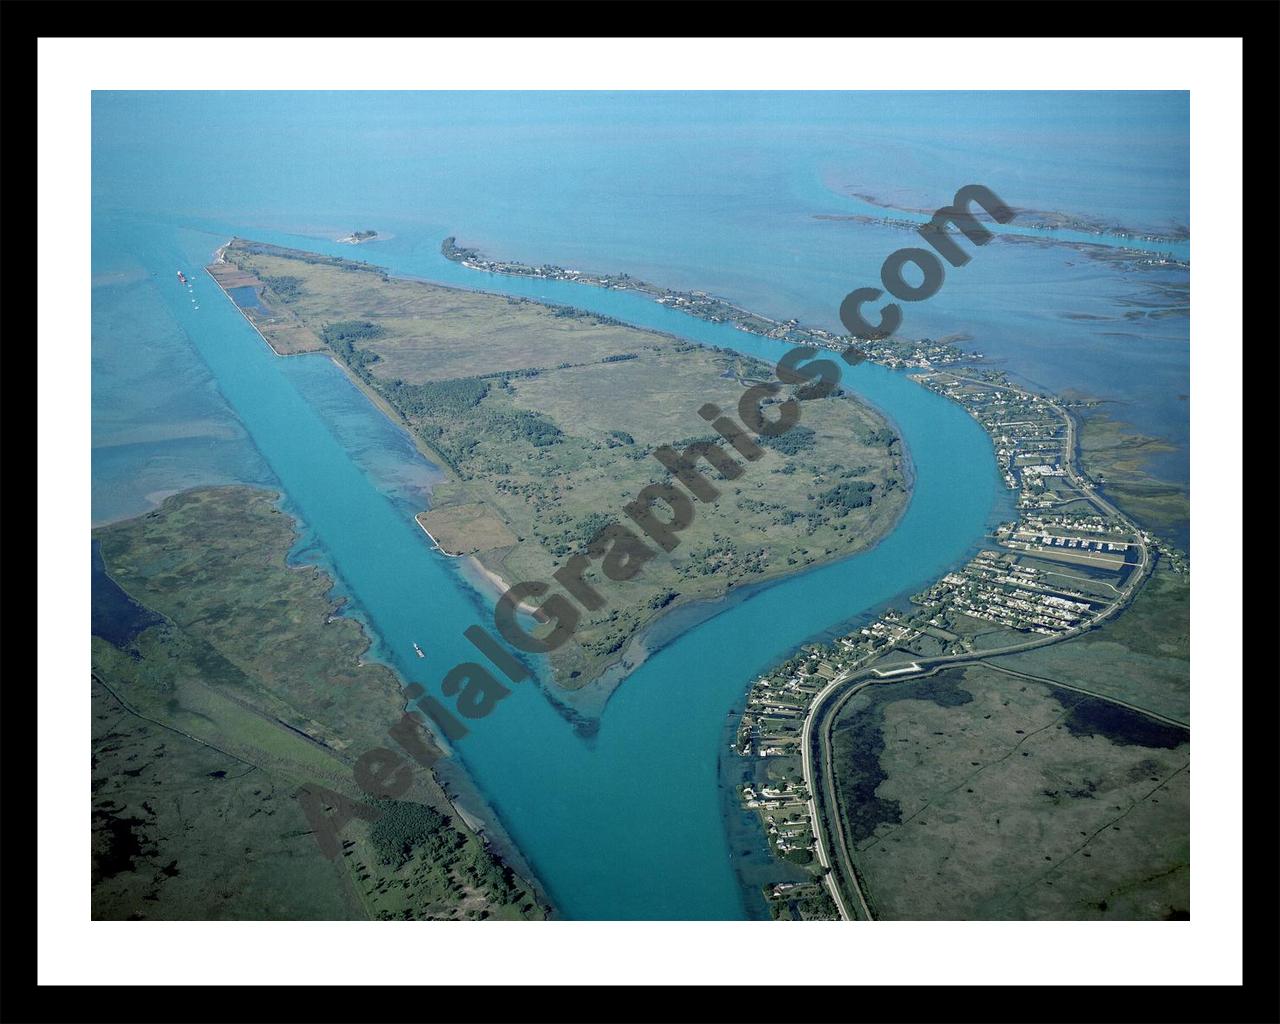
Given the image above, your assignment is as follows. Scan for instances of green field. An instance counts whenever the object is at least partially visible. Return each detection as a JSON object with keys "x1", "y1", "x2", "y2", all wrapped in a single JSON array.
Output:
[
  {"x1": 991, "y1": 564, "x2": 1189, "y2": 723},
  {"x1": 218, "y1": 241, "x2": 910, "y2": 689},
  {"x1": 830, "y1": 664, "x2": 1189, "y2": 920},
  {"x1": 92, "y1": 486, "x2": 546, "y2": 921},
  {"x1": 91, "y1": 672, "x2": 362, "y2": 920}
]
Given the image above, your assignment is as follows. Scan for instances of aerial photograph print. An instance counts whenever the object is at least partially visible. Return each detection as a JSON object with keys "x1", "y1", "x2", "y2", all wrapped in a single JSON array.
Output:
[{"x1": 90, "y1": 88, "x2": 1192, "y2": 925}]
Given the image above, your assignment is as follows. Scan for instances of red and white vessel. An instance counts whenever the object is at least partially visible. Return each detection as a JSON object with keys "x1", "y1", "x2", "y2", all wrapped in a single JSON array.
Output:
[{"x1": 177, "y1": 270, "x2": 188, "y2": 285}]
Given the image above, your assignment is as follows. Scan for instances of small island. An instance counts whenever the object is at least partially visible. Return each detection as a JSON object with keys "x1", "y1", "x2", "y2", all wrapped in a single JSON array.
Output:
[{"x1": 339, "y1": 229, "x2": 379, "y2": 244}]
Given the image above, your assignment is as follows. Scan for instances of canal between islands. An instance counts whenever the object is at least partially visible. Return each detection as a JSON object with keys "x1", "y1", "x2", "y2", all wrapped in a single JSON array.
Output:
[{"x1": 139, "y1": 219, "x2": 1010, "y2": 919}]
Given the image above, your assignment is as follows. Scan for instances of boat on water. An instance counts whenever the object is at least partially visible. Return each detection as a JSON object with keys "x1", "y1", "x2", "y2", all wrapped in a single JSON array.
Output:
[
  {"x1": 177, "y1": 270, "x2": 188, "y2": 285},
  {"x1": 413, "y1": 642, "x2": 425, "y2": 659}
]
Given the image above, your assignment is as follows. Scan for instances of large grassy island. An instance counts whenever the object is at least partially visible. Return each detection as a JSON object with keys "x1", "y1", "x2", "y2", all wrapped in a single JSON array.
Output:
[{"x1": 207, "y1": 240, "x2": 911, "y2": 691}]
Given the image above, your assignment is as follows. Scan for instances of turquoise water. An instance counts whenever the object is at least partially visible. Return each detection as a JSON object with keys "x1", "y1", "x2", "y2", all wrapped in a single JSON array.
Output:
[
  {"x1": 95, "y1": 92, "x2": 1190, "y2": 499},
  {"x1": 91, "y1": 91, "x2": 1184, "y2": 918},
  {"x1": 227, "y1": 284, "x2": 261, "y2": 308}
]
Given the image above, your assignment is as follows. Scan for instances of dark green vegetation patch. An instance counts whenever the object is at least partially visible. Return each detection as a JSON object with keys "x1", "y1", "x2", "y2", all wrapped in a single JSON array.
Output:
[
  {"x1": 832, "y1": 672, "x2": 974, "y2": 843},
  {"x1": 1054, "y1": 691, "x2": 1188, "y2": 749}
]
